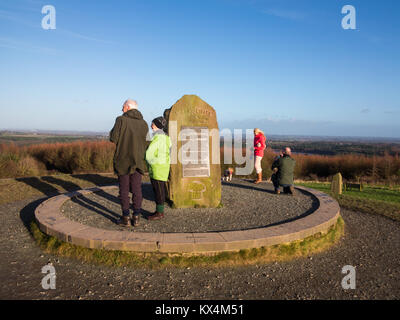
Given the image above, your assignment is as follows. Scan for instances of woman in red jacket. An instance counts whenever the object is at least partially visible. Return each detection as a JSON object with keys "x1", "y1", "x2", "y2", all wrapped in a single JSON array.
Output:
[{"x1": 253, "y1": 128, "x2": 266, "y2": 184}]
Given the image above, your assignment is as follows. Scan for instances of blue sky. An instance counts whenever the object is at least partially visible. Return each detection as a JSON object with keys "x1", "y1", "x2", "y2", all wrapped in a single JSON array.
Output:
[{"x1": 0, "y1": 0, "x2": 399, "y2": 137}]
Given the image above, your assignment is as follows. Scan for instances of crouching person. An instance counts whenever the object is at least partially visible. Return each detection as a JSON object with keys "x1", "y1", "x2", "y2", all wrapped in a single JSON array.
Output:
[
  {"x1": 145, "y1": 117, "x2": 171, "y2": 220},
  {"x1": 271, "y1": 147, "x2": 296, "y2": 195},
  {"x1": 271, "y1": 151, "x2": 283, "y2": 194}
]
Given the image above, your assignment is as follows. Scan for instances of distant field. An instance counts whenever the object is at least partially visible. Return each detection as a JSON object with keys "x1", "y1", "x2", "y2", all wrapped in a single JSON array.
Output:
[
  {"x1": 223, "y1": 137, "x2": 400, "y2": 156},
  {"x1": 1, "y1": 133, "x2": 400, "y2": 184},
  {"x1": 266, "y1": 140, "x2": 400, "y2": 156},
  {"x1": 0, "y1": 133, "x2": 106, "y2": 146},
  {"x1": 2, "y1": 132, "x2": 400, "y2": 155}
]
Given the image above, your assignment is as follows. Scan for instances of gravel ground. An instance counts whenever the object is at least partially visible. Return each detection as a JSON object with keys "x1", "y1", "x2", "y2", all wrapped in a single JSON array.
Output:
[
  {"x1": 0, "y1": 184, "x2": 399, "y2": 300},
  {"x1": 61, "y1": 179, "x2": 318, "y2": 232}
]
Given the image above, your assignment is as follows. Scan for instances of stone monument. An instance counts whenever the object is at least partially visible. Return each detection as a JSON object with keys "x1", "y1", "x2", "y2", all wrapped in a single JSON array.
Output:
[
  {"x1": 163, "y1": 95, "x2": 221, "y2": 208},
  {"x1": 331, "y1": 172, "x2": 343, "y2": 195}
]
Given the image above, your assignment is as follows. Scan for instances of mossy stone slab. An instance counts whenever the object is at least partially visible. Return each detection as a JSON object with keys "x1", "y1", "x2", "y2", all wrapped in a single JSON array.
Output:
[{"x1": 164, "y1": 95, "x2": 221, "y2": 208}]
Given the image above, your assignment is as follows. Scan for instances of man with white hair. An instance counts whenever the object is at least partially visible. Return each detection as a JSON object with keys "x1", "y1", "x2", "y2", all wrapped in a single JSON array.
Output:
[
  {"x1": 271, "y1": 147, "x2": 296, "y2": 195},
  {"x1": 110, "y1": 99, "x2": 149, "y2": 227}
]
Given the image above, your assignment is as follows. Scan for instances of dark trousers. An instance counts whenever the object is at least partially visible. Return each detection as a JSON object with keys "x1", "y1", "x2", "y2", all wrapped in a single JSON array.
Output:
[
  {"x1": 118, "y1": 170, "x2": 143, "y2": 216},
  {"x1": 281, "y1": 184, "x2": 294, "y2": 194},
  {"x1": 271, "y1": 173, "x2": 280, "y2": 190},
  {"x1": 150, "y1": 178, "x2": 166, "y2": 212}
]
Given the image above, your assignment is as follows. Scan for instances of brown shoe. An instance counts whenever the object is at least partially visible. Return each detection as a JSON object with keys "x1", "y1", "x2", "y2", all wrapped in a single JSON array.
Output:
[
  {"x1": 148, "y1": 212, "x2": 164, "y2": 221},
  {"x1": 289, "y1": 186, "x2": 296, "y2": 196},
  {"x1": 132, "y1": 215, "x2": 140, "y2": 227},
  {"x1": 275, "y1": 189, "x2": 281, "y2": 195},
  {"x1": 117, "y1": 216, "x2": 131, "y2": 227},
  {"x1": 254, "y1": 172, "x2": 262, "y2": 184}
]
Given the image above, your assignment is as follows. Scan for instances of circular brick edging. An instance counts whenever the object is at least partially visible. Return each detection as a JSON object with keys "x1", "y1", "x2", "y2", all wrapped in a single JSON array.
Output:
[{"x1": 34, "y1": 185, "x2": 341, "y2": 254}]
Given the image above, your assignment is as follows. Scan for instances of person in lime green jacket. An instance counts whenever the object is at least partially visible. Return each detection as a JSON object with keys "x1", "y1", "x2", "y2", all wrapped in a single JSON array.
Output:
[{"x1": 145, "y1": 116, "x2": 171, "y2": 220}]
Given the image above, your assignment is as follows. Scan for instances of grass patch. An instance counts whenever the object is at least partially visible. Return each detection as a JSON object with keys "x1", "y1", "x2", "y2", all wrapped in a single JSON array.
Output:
[
  {"x1": 336, "y1": 196, "x2": 400, "y2": 222},
  {"x1": 297, "y1": 182, "x2": 400, "y2": 221},
  {"x1": 30, "y1": 217, "x2": 344, "y2": 269}
]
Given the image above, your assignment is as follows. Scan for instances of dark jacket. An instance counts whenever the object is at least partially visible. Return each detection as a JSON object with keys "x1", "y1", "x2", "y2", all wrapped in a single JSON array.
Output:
[
  {"x1": 110, "y1": 109, "x2": 149, "y2": 176},
  {"x1": 272, "y1": 154, "x2": 296, "y2": 185}
]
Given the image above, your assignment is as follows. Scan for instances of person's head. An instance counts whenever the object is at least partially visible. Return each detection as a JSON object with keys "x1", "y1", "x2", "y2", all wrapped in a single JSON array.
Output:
[
  {"x1": 122, "y1": 99, "x2": 138, "y2": 113},
  {"x1": 254, "y1": 128, "x2": 264, "y2": 136},
  {"x1": 151, "y1": 116, "x2": 166, "y2": 132},
  {"x1": 284, "y1": 147, "x2": 292, "y2": 156}
]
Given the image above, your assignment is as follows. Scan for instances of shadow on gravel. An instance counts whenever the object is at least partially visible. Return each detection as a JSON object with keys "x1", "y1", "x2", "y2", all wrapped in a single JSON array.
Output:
[
  {"x1": 40, "y1": 176, "x2": 119, "y2": 215},
  {"x1": 16, "y1": 175, "x2": 156, "y2": 229},
  {"x1": 222, "y1": 180, "x2": 276, "y2": 195},
  {"x1": 70, "y1": 195, "x2": 120, "y2": 223},
  {"x1": 41, "y1": 176, "x2": 81, "y2": 192},
  {"x1": 223, "y1": 179, "x2": 314, "y2": 198},
  {"x1": 16, "y1": 177, "x2": 60, "y2": 197},
  {"x1": 71, "y1": 174, "x2": 117, "y2": 187},
  {"x1": 68, "y1": 185, "x2": 154, "y2": 220},
  {"x1": 71, "y1": 174, "x2": 156, "y2": 201},
  {"x1": 19, "y1": 197, "x2": 48, "y2": 234},
  {"x1": 71, "y1": 174, "x2": 155, "y2": 206}
]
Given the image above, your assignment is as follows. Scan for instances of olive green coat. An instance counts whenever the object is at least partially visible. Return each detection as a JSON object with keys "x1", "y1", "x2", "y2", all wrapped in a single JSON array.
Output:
[
  {"x1": 272, "y1": 155, "x2": 296, "y2": 185},
  {"x1": 109, "y1": 109, "x2": 149, "y2": 176}
]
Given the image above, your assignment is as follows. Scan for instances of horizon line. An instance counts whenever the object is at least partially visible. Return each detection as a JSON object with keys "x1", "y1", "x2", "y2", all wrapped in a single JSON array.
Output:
[{"x1": 1, "y1": 128, "x2": 400, "y2": 141}]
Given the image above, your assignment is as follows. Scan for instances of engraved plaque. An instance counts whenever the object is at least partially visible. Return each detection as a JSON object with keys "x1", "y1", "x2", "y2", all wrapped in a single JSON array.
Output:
[{"x1": 181, "y1": 126, "x2": 210, "y2": 177}]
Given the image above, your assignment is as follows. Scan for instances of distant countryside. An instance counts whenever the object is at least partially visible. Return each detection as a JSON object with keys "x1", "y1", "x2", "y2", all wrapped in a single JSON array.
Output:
[
  {"x1": 0, "y1": 130, "x2": 106, "y2": 145},
  {"x1": 1, "y1": 130, "x2": 400, "y2": 186}
]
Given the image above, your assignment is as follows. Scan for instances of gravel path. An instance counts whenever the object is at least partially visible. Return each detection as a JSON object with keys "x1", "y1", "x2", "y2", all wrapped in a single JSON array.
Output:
[
  {"x1": 60, "y1": 179, "x2": 318, "y2": 232},
  {"x1": 0, "y1": 185, "x2": 399, "y2": 300}
]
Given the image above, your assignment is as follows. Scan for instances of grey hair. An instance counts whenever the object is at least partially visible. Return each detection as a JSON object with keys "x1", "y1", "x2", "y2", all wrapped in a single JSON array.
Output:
[{"x1": 124, "y1": 99, "x2": 138, "y2": 110}]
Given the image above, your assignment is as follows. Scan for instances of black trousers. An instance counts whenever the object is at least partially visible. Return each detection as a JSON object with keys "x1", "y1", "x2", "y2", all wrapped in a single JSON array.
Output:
[
  {"x1": 150, "y1": 179, "x2": 166, "y2": 206},
  {"x1": 271, "y1": 173, "x2": 280, "y2": 190}
]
